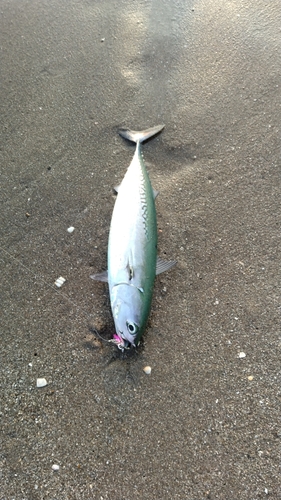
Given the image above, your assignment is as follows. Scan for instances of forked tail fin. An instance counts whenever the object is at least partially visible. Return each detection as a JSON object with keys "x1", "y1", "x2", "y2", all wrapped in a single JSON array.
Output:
[{"x1": 118, "y1": 124, "x2": 165, "y2": 144}]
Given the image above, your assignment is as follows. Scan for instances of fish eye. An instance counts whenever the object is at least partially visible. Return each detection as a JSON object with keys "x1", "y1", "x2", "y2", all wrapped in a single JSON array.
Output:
[{"x1": 126, "y1": 321, "x2": 138, "y2": 335}]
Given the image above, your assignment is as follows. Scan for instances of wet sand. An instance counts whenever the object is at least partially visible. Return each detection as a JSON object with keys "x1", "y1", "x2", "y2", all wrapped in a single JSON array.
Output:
[{"x1": 1, "y1": 0, "x2": 280, "y2": 498}]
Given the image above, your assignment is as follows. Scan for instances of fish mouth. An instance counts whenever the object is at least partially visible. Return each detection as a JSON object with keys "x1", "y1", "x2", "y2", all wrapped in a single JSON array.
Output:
[{"x1": 110, "y1": 333, "x2": 130, "y2": 351}]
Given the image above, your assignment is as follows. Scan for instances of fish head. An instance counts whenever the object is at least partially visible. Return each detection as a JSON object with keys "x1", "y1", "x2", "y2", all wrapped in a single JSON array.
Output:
[{"x1": 111, "y1": 284, "x2": 142, "y2": 347}]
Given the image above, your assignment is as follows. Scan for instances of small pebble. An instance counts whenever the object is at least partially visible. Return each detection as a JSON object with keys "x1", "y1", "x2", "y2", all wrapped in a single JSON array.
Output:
[
  {"x1": 238, "y1": 352, "x2": 246, "y2": 358},
  {"x1": 248, "y1": 375, "x2": 254, "y2": 381},
  {"x1": 67, "y1": 226, "x2": 75, "y2": 233},
  {"x1": 52, "y1": 464, "x2": 60, "y2": 471},
  {"x1": 55, "y1": 276, "x2": 66, "y2": 288},
  {"x1": 36, "y1": 378, "x2": 47, "y2": 388},
  {"x1": 143, "y1": 366, "x2": 151, "y2": 375}
]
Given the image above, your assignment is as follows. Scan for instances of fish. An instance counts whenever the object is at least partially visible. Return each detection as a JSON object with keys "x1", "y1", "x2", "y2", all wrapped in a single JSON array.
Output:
[{"x1": 91, "y1": 125, "x2": 176, "y2": 350}]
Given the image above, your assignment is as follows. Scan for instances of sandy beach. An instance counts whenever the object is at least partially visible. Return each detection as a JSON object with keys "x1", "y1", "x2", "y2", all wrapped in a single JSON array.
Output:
[{"x1": 1, "y1": 1, "x2": 280, "y2": 498}]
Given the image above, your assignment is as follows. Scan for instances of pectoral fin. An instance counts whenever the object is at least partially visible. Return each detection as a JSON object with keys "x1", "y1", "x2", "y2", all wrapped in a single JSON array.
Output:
[
  {"x1": 90, "y1": 270, "x2": 108, "y2": 282},
  {"x1": 156, "y1": 257, "x2": 177, "y2": 275}
]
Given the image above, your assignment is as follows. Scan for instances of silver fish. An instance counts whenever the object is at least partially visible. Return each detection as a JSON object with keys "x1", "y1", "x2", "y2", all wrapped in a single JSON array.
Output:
[{"x1": 91, "y1": 125, "x2": 176, "y2": 350}]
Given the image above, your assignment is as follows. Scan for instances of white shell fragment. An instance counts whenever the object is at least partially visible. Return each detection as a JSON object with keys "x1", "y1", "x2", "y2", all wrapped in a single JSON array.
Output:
[
  {"x1": 67, "y1": 226, "x2": 75, "y2": 233},
  {"x1": 143, "y1": 366, "x2": 152, "y2": 375},
  {"x1": 238, "y1": 351, "x2": 246, "y2": 358},
  {"x1": 36, "y1": 378, "x2": 47, "y2": 388},
  {"x1": 52, "y1": 464, "x2": 60, "y2": 471},
  {"x1": 55, "y1": 276, "x2": 66, "y2": 288}
]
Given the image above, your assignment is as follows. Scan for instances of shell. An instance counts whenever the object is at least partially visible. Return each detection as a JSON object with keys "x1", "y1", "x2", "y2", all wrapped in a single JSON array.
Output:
[
  {"x1": 55, "y1": 276, "x2": 66, "y2": 288},
  {"x1": 36, "y1": 378, "x2": 47, "y2": 388},
  {"x1": 143, "y1": 366, "x2": 152, "y2": 375}
]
